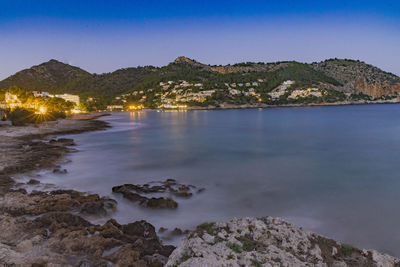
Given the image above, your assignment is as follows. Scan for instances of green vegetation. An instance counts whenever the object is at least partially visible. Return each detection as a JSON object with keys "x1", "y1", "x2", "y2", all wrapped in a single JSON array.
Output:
[
  {"x1": 241, "y1": 239, "x2": 256, "y2": 251},
  {"x1": 251, "y1": 259, "x2": 263, "y2": 267},
  {"x1": 350, "y1": 92, "x2": 372, "y2": 101},
  {"x1": 227, "y1": 254, "x2": 235, "y2": 260},
  {"x1": 179, "y1": 253, "x2": 191, "y2": 263},
  {"x1": 226, "y1": 242, "x2": 242, "y2": 253},
  {"x1": 196, "y1": 222, "x2": 216, "y2": 235},
  {"x1": 340, "y1": 244, "x2": 354, "y2": 256},
  {"x1": 196, "y1": 222, "x2": 215, "y2": 235},
  {"x1": 5, "y1": 107, "x2": 67, "y2": 126}
]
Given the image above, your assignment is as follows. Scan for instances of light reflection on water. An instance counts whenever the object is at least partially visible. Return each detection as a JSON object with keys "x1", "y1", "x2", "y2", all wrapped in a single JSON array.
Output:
[{"x1": 37, "y1": 105, "x2": 400, "y2": 255}]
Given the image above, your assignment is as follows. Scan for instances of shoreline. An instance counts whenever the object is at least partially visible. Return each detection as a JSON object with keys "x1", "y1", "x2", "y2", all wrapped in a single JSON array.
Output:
[
  {"x1": 1, "y1": 112, "x2": 399, "y2": 266},
  {"x1": 113, "y1": 99, "x2": 399, "y2": 112},
  {"x1": 0, "y1": 114, "x2": 176, "y2": 266},
  {"x1": 185, "y1": 99, "x2": 400, "y2": 110}
]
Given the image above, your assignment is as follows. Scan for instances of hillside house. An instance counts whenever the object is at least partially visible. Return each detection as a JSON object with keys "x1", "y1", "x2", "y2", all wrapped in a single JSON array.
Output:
[
  {"x1": 106, "y1": 105, "x2": 124, "y2": 111},
  {"x1": 5, "y1": 92, "x2": 22, "y2": 109},
  {"x1": 54, "y1": 94, "x2": 80, "y2": 107},
  {"x1": 32, "y1": 91, "x2": 50, "y2": 98}
]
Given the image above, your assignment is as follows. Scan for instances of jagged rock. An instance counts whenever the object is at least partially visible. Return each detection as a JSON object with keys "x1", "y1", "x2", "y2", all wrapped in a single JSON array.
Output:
[
  {"x1": 49, "y1": 138, "x2": 76, "y2": 146},
  {"x1": 112, "y1": 179, "x2": 202, "y2": 209},
  {"x1": 0, "y1": 189, "x2": 117, "y2": 217},
  {"x1": 159, "y1": 227, "x2": 168, "y2": 233},
  {"x1": 0, "y1": 175, "x2": 15, "y2": 195},
  {"x1": 161, "y1": 227, "x2": 192, "y2": 241},
  {"x1": 167, "y1": 217, "x2": 400, "y2": 267},
  {"x1": 53, "y1": 168, "x2": 67, "y2": 174},
  {"x1": 145, "y1": 197, "x2": 178, "y2": 209},
  {"x1": 0, "y1": 212, "x2": 175, "y2": 266},
  {"x1": 27, "y1": 179, "x2": 40, "y2": 185},
  {"x1": 80, "y1": 197, "x2": 117, "y2": 216}
]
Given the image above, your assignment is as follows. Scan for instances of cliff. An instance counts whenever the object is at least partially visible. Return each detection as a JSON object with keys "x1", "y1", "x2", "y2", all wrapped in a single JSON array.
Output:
[{"x1": 312, "y1": 59, "x2": 400, "y2": 97}]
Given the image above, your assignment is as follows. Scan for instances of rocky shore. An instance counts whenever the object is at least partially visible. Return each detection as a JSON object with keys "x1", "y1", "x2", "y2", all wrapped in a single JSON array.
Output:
[
  {"x1": 185, "y1": 98, "x2": 400, "y2": 111},
  {"x1": 0, "y1": 114, "x2": 175, "y2": 266},
  {"x1": 167, "y1": 217, "x2": 400, "y2": 267},
  {"x1": 1, "y1": 113, "x2": 400, "y2": 266}
]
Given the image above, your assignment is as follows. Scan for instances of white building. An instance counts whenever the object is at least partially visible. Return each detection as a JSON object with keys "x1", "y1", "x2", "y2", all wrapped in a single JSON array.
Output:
[
  {"x1": 229, "y1": 89, "x2": 241, "y2": 95},
  {"x1": 32, "y1": 91, "x2": 50, "y2": 98},
  {"x1": 5, "y1": 92, "x2": 18, "y2": 102},
  {"x1": 106, "y1": 105, "x2": 124, "y2": 111},
  {"x1": 54, "y1": 94, "x2": 80, "y2": 107}
]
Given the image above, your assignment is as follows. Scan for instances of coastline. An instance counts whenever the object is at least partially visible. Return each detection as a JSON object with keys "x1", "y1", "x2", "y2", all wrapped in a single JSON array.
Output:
[
  {"x1": 184, "y1": 98, "x2": 400, "y2": 111},
  {"x1": 0, "y1": 114, "x2": 175, "y2": 266},
  {"x1": 1, "y1": 112, "x2": 399, "y2": 266}
]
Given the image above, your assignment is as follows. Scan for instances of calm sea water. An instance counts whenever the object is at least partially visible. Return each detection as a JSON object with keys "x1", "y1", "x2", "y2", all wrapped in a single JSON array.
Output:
[{"x1": 36, "y1": 105, "x2": 400, "y2": 255}]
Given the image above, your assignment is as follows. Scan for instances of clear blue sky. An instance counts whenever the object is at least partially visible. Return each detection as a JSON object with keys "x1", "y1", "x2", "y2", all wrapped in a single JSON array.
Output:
[{"x1": 0, "y1": 0, "x2": 399, "y2": 79}]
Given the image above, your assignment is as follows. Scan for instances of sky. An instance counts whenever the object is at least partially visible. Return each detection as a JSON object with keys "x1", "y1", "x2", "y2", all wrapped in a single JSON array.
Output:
[{"x1": 0, "y1": 0, "x2": 399, "y2": 79}]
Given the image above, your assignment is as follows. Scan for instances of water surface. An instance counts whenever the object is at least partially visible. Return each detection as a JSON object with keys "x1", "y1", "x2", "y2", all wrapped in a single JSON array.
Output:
[{"x1": 38, "y1": 105, "x2": 400, "y2": 255}]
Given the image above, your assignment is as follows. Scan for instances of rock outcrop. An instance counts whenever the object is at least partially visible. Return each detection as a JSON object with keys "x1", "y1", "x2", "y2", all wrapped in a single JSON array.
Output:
[
  {"x1": 0, "y1": 212, "x2": 175, "y2": 266},
  {"x1": 167, "y1": 217, "x2": 400, "y2": 267},
  {"x1": 112, "y1": 179, "x2": 204, "y2": 209}
]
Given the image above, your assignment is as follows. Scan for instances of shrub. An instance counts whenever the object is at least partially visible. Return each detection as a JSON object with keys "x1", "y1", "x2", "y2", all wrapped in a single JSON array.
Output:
[
  {"x1": 340, "y1": 244, "x2": 354, "y2": 256},
  {"x1": 49, "y1": 111, "x2": 66, "y2": 120},
  {"x1": 6, "y1": 108, "x2": 35, "y2": 126},
  {"x1": 226, "y1": 242, "x2": 242, "y2": 253}
]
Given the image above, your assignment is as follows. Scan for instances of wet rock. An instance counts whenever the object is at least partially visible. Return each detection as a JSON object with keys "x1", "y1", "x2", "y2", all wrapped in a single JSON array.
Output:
[
  {"x1": 35, "y1": 212, "x2": 92, "y2": 229},
  {"x1": 0, "y1": 175, "x2": 15, "y2": 195},
  {"x1": 122, "y1": 220, "x2": 158, "y2": 240},
  {"x1": 158, "y1": 227, "x2": 168, "y2": 233},
  {"x1": 0, "y1": 175, "x2": 14, "y2": 186},
  {"x1": 112, "y1": 179, "x2": 204, "y2": 209},
  {"x1": 53, "y1": 168, "x2": 68, "y2": 174},
  {"x1": 0, "y1": 189, "x2": 117, "y2": 217},
  {"x1": 80, "y1": 198, "x2": 117, "y2": 216},
  {"x1": 112, "y1": 185, "x2": 178, "y2": 209},
  {"x1": 145, "y1": 197, "x2": 178, "y2": 209},
  {"x1": 27, "y1": 179, "x2": 40, "y2": 185},
  {"x1": 103, "y1": 244, "x2": 144, "y2": 265},
  {"x1": 162, "y1": 227, "x2": 192, "y2": 241},
  {"x1": 197, "y1": 188, "x2": 206, "y2": 193},
  {"x1": 171, "y1": 228, "x2": 183, "y2": 236},
  {"x1": 49, "y1": 138, "x2": 76, "y2": 146}
]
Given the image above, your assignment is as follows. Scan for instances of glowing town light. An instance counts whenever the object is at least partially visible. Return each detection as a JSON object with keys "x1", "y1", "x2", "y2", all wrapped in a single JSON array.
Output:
[
  {"x1": 39, "y1": 106, "x2": 47, "y2": 114},
  {"x1": 129, "y1": 104, "x2": 144, "y2": 110}
]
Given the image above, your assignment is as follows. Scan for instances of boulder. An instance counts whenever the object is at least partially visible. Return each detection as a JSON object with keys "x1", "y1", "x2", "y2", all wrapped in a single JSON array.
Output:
[
  {"x1": 27, "y1": 179, "x2": 40, "y2": 185},
  {"x1": 53, "y1": 168, "x2": 67, "y2": 174}
]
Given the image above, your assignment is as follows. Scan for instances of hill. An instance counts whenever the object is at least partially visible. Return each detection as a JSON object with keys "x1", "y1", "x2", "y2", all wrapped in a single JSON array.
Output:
[
  {"x1": 1, "y1": 57, "x2": 399, "y2": 109},
  {"x1": 0, "y1": 60, "x2": 91, "y2": 94}
]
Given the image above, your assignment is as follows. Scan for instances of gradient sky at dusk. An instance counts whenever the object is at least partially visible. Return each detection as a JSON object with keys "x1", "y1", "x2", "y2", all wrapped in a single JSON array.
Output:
[{"x1": 0, "y1": 0, "x2": 399, "y2": 79}]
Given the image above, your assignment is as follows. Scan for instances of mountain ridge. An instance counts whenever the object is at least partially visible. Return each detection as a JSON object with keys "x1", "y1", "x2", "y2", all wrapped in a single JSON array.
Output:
[{"x1": 1, "y1": 57, "x2": 399, "y2": 108}]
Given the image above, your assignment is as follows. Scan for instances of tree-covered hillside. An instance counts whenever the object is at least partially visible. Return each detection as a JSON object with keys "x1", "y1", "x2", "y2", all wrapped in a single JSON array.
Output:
[{"x1": 1, "y1": 57, "x2": 399, "y2": 108}]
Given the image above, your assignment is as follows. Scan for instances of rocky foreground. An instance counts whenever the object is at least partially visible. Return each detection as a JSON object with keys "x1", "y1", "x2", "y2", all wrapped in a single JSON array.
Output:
[{"x1": 167, "y1": 217, "x2": 400, "y2": 267}]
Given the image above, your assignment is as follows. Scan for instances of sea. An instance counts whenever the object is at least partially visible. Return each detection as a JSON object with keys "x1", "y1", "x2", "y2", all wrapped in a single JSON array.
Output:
[{"x1": 32, "y1": 104, "x2": 400, "y2": 256}]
